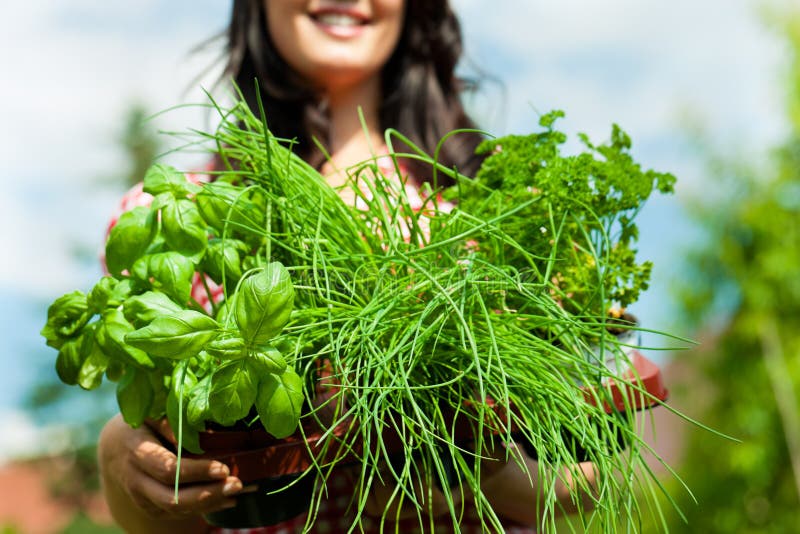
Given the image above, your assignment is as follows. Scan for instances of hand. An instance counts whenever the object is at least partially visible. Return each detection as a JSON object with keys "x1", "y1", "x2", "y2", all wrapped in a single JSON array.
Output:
[
  {"x1": 480, "y1": 442, "x2": 599, "y2": 526},
  {"x1": 98, "y1": 414, "x2": 252, "y2": 531}
]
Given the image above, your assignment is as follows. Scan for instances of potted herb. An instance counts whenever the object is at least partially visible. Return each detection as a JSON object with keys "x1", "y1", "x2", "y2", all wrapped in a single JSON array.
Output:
[{"x1": 42, "y1": 97, "x2": 676, "y2": 532}]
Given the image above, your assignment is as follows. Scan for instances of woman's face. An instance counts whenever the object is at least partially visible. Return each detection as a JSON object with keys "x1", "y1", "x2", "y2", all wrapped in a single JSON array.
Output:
[{"x1": 265, "y1": 0, "x2": 405, "y2": 94}]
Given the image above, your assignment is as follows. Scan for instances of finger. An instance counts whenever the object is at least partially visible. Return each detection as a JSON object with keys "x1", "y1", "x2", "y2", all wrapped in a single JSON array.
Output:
[
  {"x1": 132, "y1": 474, "x2": 242, "y2": 517},
  {"x1": 241, "y1": 483, "x2": 259, "y2": 494},
  {"x1": 131, "y1": 434, "x2": 230, "y2": 485},
  {"x1": 144, "y1": 417, "x2": 176, "y2": 443}
]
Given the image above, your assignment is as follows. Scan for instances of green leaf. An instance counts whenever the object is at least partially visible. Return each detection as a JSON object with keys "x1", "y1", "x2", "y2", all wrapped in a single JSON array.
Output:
[
  {"x1": 196, "y1": 181, "x2": 261, "y2": 234},
  {"x1": 117, "y1": 368, "x2": 154, "y2": 428},
  {"x1": 148, "y1": 371, "x2": 169, "y2": 420},
  {"x1": 166, "y1": 370, "x2": 202, "y2": 454},
  {"x1": 190, "y1": 350, "x2": 217, "y2": 376},
  {"x1": 235, "y1": 263, "x2": 294, "y2": 346},
  {"x1": 255, "y1": 369, "x2": 303, "y2": 439},
  {"x1": 105, "y1": 206, "x2": 157, "y2": 276},
  {"x1": 202, "y1": 238, "x2": 246, "y2": 286},
  {"x1": 122, "y1": 291, "x2": 182, "y2": 327},
  {"x1": 215, "y1": 299, "x2": 232, "y2": 325},
  {"x1": 105, "y1": 359, "x2": 125, "y2": 382},
  {"x1": 87, "y1": 277, "x2": 131, "y2": 314},
  {"x1": 96, "y1": 309, "x2": 155, "y2": 370},
  {"x1": 209, "y1": 360, "x2": 258, "y2": 426},
  {"x1": 131, "y1": 252, "x2": 195, "y2": 305},
  {"x1": 55, "y1": 336, "x2": 86, "y2": 385},
  {"x1": 186, "y1": 375, "x2": 212, "y2": 428},
  {"x1": 143, "y1": 164, "x2": 201, "y2": 198},
  {"x1": 41, "y1": 290, "x2": 92, "y2": 348},
  {"x1": 162, "y1": 198, "x2": 208, "y2": 257},
  {"x1": 77, "y1": 326, "x2": 110, "y2": 390},
  {"x1": 204, "y1": 336, "x2": 247, "y2": 360},
  {"x1": 125, "y1": 310, "x2": 219, "y2": 359},
  {"x1": 251, "y1": 346, "x2": 287, "y2": 374}
]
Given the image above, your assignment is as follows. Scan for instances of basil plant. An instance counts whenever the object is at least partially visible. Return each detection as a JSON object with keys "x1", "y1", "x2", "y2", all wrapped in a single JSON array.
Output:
[{"x1": 41, "y1": 165, "x2": 303, "y2": 453}]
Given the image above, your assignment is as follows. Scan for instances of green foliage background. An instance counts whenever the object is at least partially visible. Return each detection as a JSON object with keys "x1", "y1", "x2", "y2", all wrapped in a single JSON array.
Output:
[{"x1": 659, "y1": 6, "x2": 800, "y2": 532}]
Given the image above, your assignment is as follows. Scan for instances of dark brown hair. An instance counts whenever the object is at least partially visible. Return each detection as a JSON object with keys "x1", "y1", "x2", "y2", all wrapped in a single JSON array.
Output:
[{"x1": 222, "y1": 0, "x2": 484, "y2": 186}]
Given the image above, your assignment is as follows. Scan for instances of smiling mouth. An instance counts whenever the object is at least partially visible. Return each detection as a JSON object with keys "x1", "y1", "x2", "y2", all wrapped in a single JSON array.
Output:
[{"x1": 310, "y1": 9, "x2": 369, "y2": 29}]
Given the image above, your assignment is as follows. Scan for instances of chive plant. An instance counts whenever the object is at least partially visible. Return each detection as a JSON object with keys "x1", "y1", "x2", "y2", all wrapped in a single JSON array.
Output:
[{"x1": 42, "y1": 95, "x2": 684, "y2": 533}]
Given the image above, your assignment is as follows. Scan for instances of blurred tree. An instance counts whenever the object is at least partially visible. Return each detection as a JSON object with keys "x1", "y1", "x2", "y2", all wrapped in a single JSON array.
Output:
[
  {"x1": 119, "y1": 104, "x2": 161, "y2": 188},
  {"x1": 664, "y1": 6, "x2": 800, "y2": 532}
]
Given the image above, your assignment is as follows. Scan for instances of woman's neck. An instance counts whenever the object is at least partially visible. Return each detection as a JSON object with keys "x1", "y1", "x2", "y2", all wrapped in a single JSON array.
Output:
[{"x1": 322, "y1": 77, "x2": 384, "y2": 184}]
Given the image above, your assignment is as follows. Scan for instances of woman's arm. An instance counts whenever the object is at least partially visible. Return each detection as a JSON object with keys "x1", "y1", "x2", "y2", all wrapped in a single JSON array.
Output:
[{"x1": 98, "y1": 415, "x2": 249, "y2": 534}]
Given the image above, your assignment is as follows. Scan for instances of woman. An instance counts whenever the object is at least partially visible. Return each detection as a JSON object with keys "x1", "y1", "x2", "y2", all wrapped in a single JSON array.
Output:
[{"x1": 98, "y1": 1, "x2": 596, "y2": 532}]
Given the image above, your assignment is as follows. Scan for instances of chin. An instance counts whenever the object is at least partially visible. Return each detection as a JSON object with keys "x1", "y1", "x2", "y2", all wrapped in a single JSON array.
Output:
[{"x1": 304, "y1": 61, "x2": 383, "y2": 92}]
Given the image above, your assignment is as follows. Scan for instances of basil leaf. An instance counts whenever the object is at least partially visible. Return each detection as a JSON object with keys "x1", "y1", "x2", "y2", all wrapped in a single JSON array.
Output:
[
  {"x1": 235, "y1": 263, "x2": 294, "y2": 346},
  {"x1": 125, "y1": 310, "x2": 219, "y2": 360},
  {"x1": 132, "y1": 252, "x2": 195, "y2": 305},
  {"x1": 196, "y1": 182, "x2": 262, "y2": 235},
  {"x1": 255, "y1": 369, "x2": 303, "y2": 439},
  {"x1": 55, "y1": 336, "x2": 86, "y2": 385},
  {"x1": 215, "y1": 299, "x2": 232, "y2": 325},
  {"x1": 209, "y1": 360, "x2": 258, "y2": 427},
  {"x1": 204, "y1": 336, "x2": 247, "y2": 361},
  {"x1": 77, "y1": 326, "x2": 110, "y2": 390},
  {"x1": 170, "y1": 364, "x2": 197, "y2": 402},
  {"x1": 87, "y1": 277, "x2": 132, "y2": 314},
  {"x1": 166, "y1": 366, "x2": 203, "y2": 454},
  {"x1": 143, "y1": 164, "x2": 201, "y2": 198},
  {"x1": 105, "y1": 206, "x2": 157, "y2": 276},
  {"x1": 187, "y1": 375, "x2": 212, "y2": 428},
  {"x1": 148, "y1": 371, "x2": 169, "y2": 420},
  {"x1": 251, "y1": 346, "x2": 287, "y2": 374},
  {"x1": 122, "y1": 291, "x2": 182, "y2": 327},
  {"x1": 242, "y1": 255, "x2": 260, "y2": 273},
  {"x1": 105, "y1": 359, "x2": 125, "y2": 382},
  {"x1": 202, "y1": 238, "x2": 245, "y2": 286},
  {"x1": 117, "y1": 368, "x2": 154, "y2": 428},
  {"x1": 191, "y1": 350, "x2": 217, "y2": 376},
  {"x1": 162, "y1": 198, "x2": 208, "y2": 257},
  {"x1": 41, "y1": 290, "x2": 91, "y2": 348},
  {"x1": 96, "y1": 310, "x2": 155, "y2": 370}
]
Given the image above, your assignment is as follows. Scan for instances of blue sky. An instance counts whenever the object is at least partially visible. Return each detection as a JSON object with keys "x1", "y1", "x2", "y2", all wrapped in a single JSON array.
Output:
[{"x1": 0, "y1": 0, "x2": 790, "y2": 460}]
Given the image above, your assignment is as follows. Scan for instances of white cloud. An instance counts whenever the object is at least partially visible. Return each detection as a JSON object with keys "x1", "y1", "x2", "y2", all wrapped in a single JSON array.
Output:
[{"x1": 0, "y1": 410, "x2": 73, "y2": 464}]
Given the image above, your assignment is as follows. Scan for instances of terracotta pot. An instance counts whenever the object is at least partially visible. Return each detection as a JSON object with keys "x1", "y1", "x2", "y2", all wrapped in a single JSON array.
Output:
[
  {"x1": 164, "y1": 351, "x2": 668, "y2": 526},
  {"x1": 186, "y1": 416, "x2": 356, "y2": 483},
  {"x1": 583, "y1": 350, "x2": 669, "y2": 413}
]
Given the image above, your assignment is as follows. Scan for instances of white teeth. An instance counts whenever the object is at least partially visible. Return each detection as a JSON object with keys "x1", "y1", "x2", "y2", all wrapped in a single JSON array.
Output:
[{"x1": 315, "y1": 13, "x2": 361, "y2": 26}]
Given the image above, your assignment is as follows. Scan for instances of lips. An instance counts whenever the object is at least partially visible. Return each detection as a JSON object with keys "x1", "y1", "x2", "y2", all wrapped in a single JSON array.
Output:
[{"x1": 309, "y1": 7, "x2": 370, "y2": 37}]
